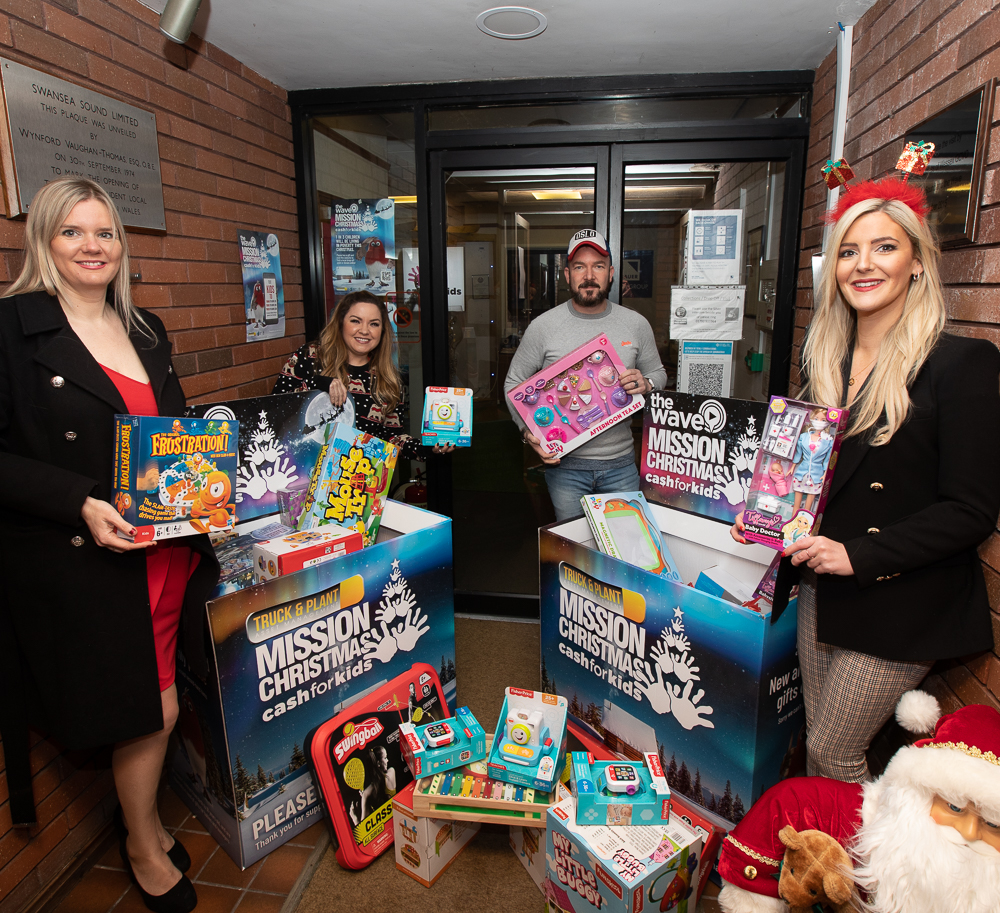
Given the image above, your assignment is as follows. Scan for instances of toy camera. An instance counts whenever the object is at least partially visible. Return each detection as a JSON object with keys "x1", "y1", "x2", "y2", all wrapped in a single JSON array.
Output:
[
  {"x1": 502, "y1": 709, "x2": 552, "y2": 764},
  {"x1": 421, "y1": 387, "x2": 473, "y2": 447},
  {"x1": 488, "y1": 688, "x2": 568, "y2": 791}
]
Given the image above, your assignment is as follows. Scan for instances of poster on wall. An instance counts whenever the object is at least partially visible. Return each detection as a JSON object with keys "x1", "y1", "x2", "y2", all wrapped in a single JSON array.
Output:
[
  {"x1": 621, "y1": 249, "x2": 654, "y2": 298},
  {"x1": 686, "y1": 210, "x2": 743, "y2": 285},
  {"x1": 332, "y1": 198, "x2": 396, "y2": 297},
  {"x1": 670, "y1": 286, "x2": 745, "y2": 341},
  {"x1": 239, "y1": 230, "x2": 286, "y2": 342},
  {"x1": 640, "y1": 391, "x2": 767, "y2": 524}
]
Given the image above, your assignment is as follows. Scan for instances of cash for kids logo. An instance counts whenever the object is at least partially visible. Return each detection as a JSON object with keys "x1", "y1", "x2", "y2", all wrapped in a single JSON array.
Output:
[
  {"x1": 557, "y1": 561, "x2": 716, "y2": 731},
  {"x1": 643, "y1": 393, "x2": 759, "y2": 506},
  {"x1": 251, "y1": 559, "x2": 431, "y2": 723},
  {"x1": 333, "y1": 717, "x2": 384, "y2": 763},
  {"x1": 149, "y1": 430, "x2": 232, "y2": 457}
]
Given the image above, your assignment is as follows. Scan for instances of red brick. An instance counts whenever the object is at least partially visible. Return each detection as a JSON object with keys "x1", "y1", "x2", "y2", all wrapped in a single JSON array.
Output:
[
  {"x1": 944, "y1": 663, "x2": 1000, "y2": 708},
  {"x1": 109, "y1": 34, "x2": 165, "y2": 84},
  {"x1": 0, "y1": 0, "x2": 44, "y2": 25},
  {"x1": 936, "y1": 0, "x2": 993, "y2": 50},
  {"x1": 76, "y1": 0, "x2": 138, "y2": 41},
  {"x1": 87, "y1": 56, "x2": 149, "y2": 104},
  {"x1": 132, "y1": 285, "x2": 172, "y2": 310},
  {"x1": 918, "y1": 0, "x2": 962, "y2": 32},
  {"x1": 171, "y1": 327, "x2": 217, "y2": 355},
  {"x1": 172, "y1": 164, "x2": 218, "y2": 196},
  {"x1": 187, "y1": 261, "x2": 228, "y2": 284},
  {"x1": 43, "y1": 5, "x2": 111, "y2": 57},
  {"x1": 134, "y1": 259, "x2": 187, "y2": 284},
  {"x1": 195, "y1": 148, "x2": 234, "y2": 179},
  {"x1": 157, "y1": 135, "x2": 198, "y2": 168},
  {"x1": 189, "y1": 305, "x2": 231, "y2": 328},
  {"x1": 10, "y1": 20, "x2": 89, "y2": 75},
  {"x1": 163, "y1": 236, "x2": 208, "y2": 261},
  {"x1": 940, "y1": 249, "x2": 985, "y2": 284},
  {"x1": 178, "y1": 213, "x2": 224, "y2": 240},
  {"x1": 147, "y1": 82, "x2": 195, "y2": 121},
  {"x1": 183, "y1": 48, "x2": 227, "y2": 89},
  {"x1": 147, "y1": 304, "x2": 192, "y2": 331},
  {"x1": 168, "y1": 115, "x2": 214, "y2": 150},
  {"x1": 169, "y1": 284, "x2": 213, "y2": 307},
  {"x1": 180, "y1": 370, "x2": 223, "y2": 398},
  {"x1": 162, "y1": 185, "x2": 202, "y2": 215}
]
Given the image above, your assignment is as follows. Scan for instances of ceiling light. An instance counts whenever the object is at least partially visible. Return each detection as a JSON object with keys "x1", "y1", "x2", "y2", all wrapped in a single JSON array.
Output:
[
  {"x1": 391, "y1": 196, "x2": 418, "y2": 204},
  {"x1": 476, "y1": 7, "x2": 547, "y2": 40},
  {"x1": 531, "y1": 191, "x2": 583, "y2": 200}
]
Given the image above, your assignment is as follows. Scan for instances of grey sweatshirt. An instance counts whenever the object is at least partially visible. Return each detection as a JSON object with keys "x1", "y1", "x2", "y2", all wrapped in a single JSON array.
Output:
[{"x1": 503, "y1": 300, "x2": 666, "y2": 464}]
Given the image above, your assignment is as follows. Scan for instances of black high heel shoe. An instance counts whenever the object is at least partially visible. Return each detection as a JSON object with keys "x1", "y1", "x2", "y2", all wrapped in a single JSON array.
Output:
[
  {"x1": 114, "y1": 805, "x2": 192, "y2": 873},
  {"x1": 119, "y1": 843, "x2": 198, "y2": 913}
]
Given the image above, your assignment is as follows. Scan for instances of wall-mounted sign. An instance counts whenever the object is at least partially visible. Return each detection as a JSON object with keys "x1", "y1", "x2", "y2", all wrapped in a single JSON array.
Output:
[{"x1": 0, "y1": 58, "x2": 165, "y2": 231}]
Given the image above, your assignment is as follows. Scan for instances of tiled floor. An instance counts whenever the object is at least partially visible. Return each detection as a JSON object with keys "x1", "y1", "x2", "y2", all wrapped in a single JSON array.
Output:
[{"x1": 47, "y1": 785, "x2": 327, "y2": 913}]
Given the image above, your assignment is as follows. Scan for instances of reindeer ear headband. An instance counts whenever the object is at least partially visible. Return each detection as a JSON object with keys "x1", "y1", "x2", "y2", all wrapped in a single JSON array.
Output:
[{"x1": 821, "y1": 140, "x2": 935, "y2": 225}]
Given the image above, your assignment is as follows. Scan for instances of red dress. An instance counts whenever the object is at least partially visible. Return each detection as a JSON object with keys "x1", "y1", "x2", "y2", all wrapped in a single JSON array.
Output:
[{"x1": 102, "y1": 366, "x2": 200, "y2": 690}]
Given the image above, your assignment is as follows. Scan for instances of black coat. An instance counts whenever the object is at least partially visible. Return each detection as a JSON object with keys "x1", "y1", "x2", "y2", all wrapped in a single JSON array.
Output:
[
  {"x1": 777, "y1": 333, "x2": 1000, "y2": 662},
  {"x1": 0, "y1": 291, "x2": 219, "y2": 824}
]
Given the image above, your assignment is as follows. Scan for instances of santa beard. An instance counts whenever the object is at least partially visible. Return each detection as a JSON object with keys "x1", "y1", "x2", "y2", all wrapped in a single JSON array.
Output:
[{"x1": 852, "y1": 782, "x2": 1000, "y2": 913}]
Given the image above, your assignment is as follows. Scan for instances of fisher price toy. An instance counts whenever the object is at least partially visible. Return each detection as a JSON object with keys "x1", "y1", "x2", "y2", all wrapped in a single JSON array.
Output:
[
  {"x1": 488, "y1": 688, "x2": 568, "y2": 792},
  {"x1": 399, "y1": 706, "x2": 487, "y2": 778},
  {"x1": 507, "y1": 334, "x2": 644, "y2": 458},
  {"x1": 421, "y1": 386, "x2": 473, "y2": 447},
  {"x1": 569, "y1": 750, "x2": 671, "y2": 826}
]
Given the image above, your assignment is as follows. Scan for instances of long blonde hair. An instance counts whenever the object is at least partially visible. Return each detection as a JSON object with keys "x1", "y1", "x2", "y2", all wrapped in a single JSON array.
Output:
[
  {"x1": 6, "y1": 177, "x2": 150, "y2": 338},
  {"x1": 802, "y1": 197, "x2": 945, "y2": 444},
  {"x1": 318, "y1": 291, "x2": 401, "y2": 412}
]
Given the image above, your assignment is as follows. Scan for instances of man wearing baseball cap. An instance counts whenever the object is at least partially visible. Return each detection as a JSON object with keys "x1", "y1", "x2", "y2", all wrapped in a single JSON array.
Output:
[{"x1": 504, "y1": 228, "x2": 666, "y2": 521}]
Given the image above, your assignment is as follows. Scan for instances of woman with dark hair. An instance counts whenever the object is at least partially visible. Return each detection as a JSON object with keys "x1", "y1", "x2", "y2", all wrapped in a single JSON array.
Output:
[
  {"x1": 0, "y1": 178, "x2": 218, "y2": 913},
  {"x1": 273, "y1": 290, "x2": 452, "y2": 456},
  {"x1": 733, "y1": 178, "x2": 1000, "y2": 784}
]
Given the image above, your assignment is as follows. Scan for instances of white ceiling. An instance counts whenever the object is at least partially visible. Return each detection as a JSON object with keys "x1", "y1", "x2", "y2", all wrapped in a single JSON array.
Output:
[{"x1": 141, "y1": 1, "x2": 878, "y2": 93}]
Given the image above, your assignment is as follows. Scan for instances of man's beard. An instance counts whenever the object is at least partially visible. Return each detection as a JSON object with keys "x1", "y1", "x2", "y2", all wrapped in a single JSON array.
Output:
[
  {"x1": 571, "y1": 282, "x2": 608, "y2": 308},
  {"x1": 852, "y1": 782, "x2": 1000, "y2": 913}
]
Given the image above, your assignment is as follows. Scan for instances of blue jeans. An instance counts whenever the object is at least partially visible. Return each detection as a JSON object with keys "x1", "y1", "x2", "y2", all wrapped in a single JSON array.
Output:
[{"x1": 545, "y1": 461, "x2": 641, "y2": 522}]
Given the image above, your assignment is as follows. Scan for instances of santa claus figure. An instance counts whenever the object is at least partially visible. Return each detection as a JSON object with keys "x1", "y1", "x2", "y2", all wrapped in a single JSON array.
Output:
[{"x1": 718, "y1": 692, "x2": 1000, "y2": 913}]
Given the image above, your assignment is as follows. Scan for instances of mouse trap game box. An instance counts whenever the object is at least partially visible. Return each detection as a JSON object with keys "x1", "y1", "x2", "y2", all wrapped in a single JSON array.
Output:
[
  {"x1": 306, "y1": 663, "x2": 449, "y2": 870},
  {"x1": 112, "y1": 415, "x2": 240, "y2": 541}
]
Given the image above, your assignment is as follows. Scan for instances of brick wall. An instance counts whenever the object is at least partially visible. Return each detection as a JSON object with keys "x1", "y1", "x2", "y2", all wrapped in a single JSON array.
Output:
[
  {"x1": 0, "y1": 2, "x2": 299, "y2": 909},
  {"x1": 795, "y1": 0, "x2": 1000, "y2": 712}
]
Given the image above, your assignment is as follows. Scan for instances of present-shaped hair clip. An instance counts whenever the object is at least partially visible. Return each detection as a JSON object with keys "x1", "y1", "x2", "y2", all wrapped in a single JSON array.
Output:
[
  {"x1": 822, "y1": 158, "x2": 855, "y2": 189},
  {"x1": 896, "y1": 141, "x2": 935, "y2": 178}
]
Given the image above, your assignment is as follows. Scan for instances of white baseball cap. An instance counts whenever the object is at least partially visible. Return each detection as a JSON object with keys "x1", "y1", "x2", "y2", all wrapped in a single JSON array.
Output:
[{"x1": 567, "y1": 229, "x2": 612, "y2": 263}]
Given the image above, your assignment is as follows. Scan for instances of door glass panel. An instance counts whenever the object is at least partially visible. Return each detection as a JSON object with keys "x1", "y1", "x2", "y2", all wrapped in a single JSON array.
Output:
[
  {"x1": 622, "y1": 160, "x2": 785, "y2": 401},
  {"x1": 444, "y1": 166, "x2": 597, "y2": 597}
]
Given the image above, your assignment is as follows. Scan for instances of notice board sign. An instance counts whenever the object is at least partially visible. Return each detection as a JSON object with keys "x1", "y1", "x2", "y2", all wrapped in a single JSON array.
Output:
[{"x1": 0, "y1": 57, "x2": 165, "y2": 230}]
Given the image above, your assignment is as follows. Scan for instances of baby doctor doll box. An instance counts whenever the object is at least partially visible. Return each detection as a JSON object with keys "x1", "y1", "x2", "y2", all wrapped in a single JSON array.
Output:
[
  {"x1": 742, "y1": 397, "x2": 849, "y2": 551},
  {"x1": 507, "y1": 334, "x2": 644, "y2": 458}
]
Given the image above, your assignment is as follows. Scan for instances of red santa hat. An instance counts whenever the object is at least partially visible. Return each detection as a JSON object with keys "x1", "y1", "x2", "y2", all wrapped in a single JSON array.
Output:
[{"x1": 872, "y1": 691, "x2": 1000, "y2": 819}]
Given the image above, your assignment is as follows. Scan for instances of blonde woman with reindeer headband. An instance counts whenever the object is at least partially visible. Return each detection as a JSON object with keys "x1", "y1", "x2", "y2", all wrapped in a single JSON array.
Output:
[{"x1": 734, "y1": 174, "x2": 1000, "y2": 784}]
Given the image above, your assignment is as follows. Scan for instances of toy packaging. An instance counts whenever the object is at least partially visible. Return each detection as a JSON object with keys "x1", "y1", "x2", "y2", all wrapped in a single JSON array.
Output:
[
  {"x1": 392, "y1": 781, "x2": 480, "y2": 887},
  {"x1": 507, "y1": 334, "x2": 644, "y2": 458},
  {"x1": 305, "y1": 663, "x2": 448, "y2": 870},
  {"x1": 510, "y1": 824, "x2": 546, "y2": 893},
  {"x1": 297, "y1": 423, "x2": 398, "y2": 548},
  {"x1": 667, "y1": 793, "x2": 727, "y2": 906},
  {"x1": 112, "y1": 415, "x2": 239, "y2": 542},
  {"x1": 569, "y1": 751, "x2": 671, "y2": 827},
  {"x1": 581, "y1": 491, "x2": 682, "y2": 581},
  {"x1": 546, "y1": 794, "x2": 703, "y2": 913},
  {"x1": 252, "y1": 527, "x2": 364, "y2": 583},
  {"x1": 693, "y1": 565, "x2": 757, "y2": 606},
  {"x1": 399, "y1": 706, "x2": 487, "y2": 778},
  {"x1": 421, "y1": 387, "x2": 473, "y2": 447},
  {"x1": 488, "y1": 688, "x2": 568, "y2": 792},
  {"x1": 742, "y1": 397, "x2": 849, "y2": 551}
]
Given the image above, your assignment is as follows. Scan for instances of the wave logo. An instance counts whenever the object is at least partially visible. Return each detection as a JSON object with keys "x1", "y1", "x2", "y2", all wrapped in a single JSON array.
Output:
[{"x1": 698, "y1": 399, "x2": 727, "y2": 434}]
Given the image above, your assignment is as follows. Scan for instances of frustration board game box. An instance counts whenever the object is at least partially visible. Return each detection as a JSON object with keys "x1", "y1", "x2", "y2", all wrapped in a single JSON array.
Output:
[
  {"x1": 112, "y1": 415, "x2": 239, "y2": 541},
  {"x1": 507, "y1": 334, "x2": 643, "y2": 458},
  {"x1": 298, "y1": 424, "x2": 398, "y2": 547},
  {"x1": 252, "y1": 527, "x2": 364, "y2": 583},
  {"x1": 421, "y1": 387, "x2": 473, "y2": 447}
]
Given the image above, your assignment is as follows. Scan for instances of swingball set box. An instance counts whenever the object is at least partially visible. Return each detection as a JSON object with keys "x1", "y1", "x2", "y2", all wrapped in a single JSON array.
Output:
[
  {"x1": 393, "y1": 781, "x2": 481, "y2": 887},
  {"x1": 507, "y1": 333, "x2": 644, "y2": 458},
  {"x1": 546, "y1": 794, "x2": 703, "y2": 913},
  {"x1": 421, "y1": 386, "x2": 473, "y2": 447},
  {"x1": 569, "y1": 750, "x2": 671, "y2": 827},
  {"x1": 399, "y1": 706, "x2": 487, "y2": 777},
  {"x1": 112, "y1": 415, "x2": 239, "y2": 541},
  {"x1": 742, "y1": 396, "x2": 848, "y2": 551},
  {"x1": 306, "y1": 664, "x2": 449, "y2": 870},
  {"x1": 168, "y1": 499, "x2": 457, "y2": 869},
  {"x1": 540, "y1": 503, "x2": 803, "y2": 826},
  {"x1": 487, "y1": 687, "x2": 569, "y2": 791}
]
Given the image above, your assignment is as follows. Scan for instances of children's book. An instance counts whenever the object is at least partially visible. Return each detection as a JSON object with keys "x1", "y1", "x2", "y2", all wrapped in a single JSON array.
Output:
[
  {"x1": 580, "y1": 491, "x2": 682, "y2": 581},
  {"x1": 297, "y1": 423, "x2": 398, "y2": 547}
]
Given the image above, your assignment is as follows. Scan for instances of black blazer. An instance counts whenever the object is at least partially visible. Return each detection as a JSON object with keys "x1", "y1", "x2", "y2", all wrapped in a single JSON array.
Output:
[
  {"x1": 0, "y1": 291, "x2": 219, "y2": 824},
  {"x1": 778, "y1": 333, "x2": 1000, "y2": 662}
]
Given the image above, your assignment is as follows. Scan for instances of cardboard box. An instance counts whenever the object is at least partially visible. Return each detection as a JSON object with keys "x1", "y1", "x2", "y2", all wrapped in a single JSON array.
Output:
[
  {"x1": 421, "y1": 386, "x2": 473, "y2": 447},
  {"x1": 581, "y1": 491, "x2": 682, "y2": 581},
  {"x1": 546, "y1": 795, "x2": 703, "y2": 913},
  {"x1": 540, "y1": 504, "x2": 803, "y2": 825},
  {"x1": 393, "y1": 781, "x2": 480, "y2": 887},
  {"x1": 399, "y1": 706, "x2": 487, "y2": 778},
  {"x1": 487, "y1": 688, "x2": 568, "y2": 791},
  {"x1": 694, "y1": 565, "x2": 757, "y2": 605},
  {"x1": 569, "y1": 751, "x2": 671, "y2": 827},
  {"x1": 667, "y1": 793, "x2": 727, "y2": 906},
  {"x1": 252, "y1": 527, "x2": 363, "y2": 582},
  {"x1": 510, "y1": 824, "x2": 546, "y2": 894},
  {"x1": 169, "y1": 500, "x2": 457, "y2": 868},
  {"x1": 112, "y1": 415, "x2": 239, "y2": 541}
]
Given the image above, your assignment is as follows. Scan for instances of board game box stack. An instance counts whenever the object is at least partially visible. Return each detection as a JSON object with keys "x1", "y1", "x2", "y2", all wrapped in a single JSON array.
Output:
[{"x1": 112, "y1": 415, "x2": 239, "y2": 542}]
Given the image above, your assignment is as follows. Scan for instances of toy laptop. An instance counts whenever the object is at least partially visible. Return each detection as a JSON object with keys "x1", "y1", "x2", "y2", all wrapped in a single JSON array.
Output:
[
  {"x1": 297, "y1": 423, "x2": 398, "y2": 547},
  {"x1": 487, "y1": 688, "x2": 568, "y2": 791},
  {"x1": 305, "y1": 663, "x2": 449, "y2": 870},
  {"x1": 581, "y1": 491, "x2": 682, "y2": 581},
  {"x1": 112, "y1": 415, "x2": 239, "y2": 541},
  {"x1": 421, "y1": 387, "x2": 473, "y2": 447},
  {"x1": 507, "y1": 334, "x2": 644, "y2": 458},
  {"x1": 742, "y1": 397, "x2": 848, "y2": 551},
  {"x1": 399, "y1": 706, "x2": 487, "y2": 778}
]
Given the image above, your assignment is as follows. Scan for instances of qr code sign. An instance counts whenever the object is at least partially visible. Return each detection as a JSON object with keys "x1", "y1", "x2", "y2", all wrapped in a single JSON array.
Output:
[{"x1": 688, "y1": 363, "x2": 725, "y2": 396}]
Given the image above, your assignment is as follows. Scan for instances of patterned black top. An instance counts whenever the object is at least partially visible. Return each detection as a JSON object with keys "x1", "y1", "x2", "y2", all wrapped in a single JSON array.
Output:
[{"x1": 273, "y1": 342, "x2": 424, "y2": 460}]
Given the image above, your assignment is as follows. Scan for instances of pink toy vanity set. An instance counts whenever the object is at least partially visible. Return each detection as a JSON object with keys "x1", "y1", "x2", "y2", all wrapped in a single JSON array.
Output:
[
  {"x1": 507, "y1": 334, "x2": 644, "y2": 458},
  {"x1": 742, "y1": 396, "x2": 849, "y2": 551}
]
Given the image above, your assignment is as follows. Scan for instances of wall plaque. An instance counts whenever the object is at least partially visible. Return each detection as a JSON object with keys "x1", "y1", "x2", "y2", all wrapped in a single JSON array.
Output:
[{"x1": 0, "y1": 57, "x2": 165, "y2": 231}]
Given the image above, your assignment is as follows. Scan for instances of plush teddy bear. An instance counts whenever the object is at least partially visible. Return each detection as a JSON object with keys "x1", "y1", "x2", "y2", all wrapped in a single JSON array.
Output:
[{"x1": 776, "y1": 826, "x2": 854, "y2": 913}]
